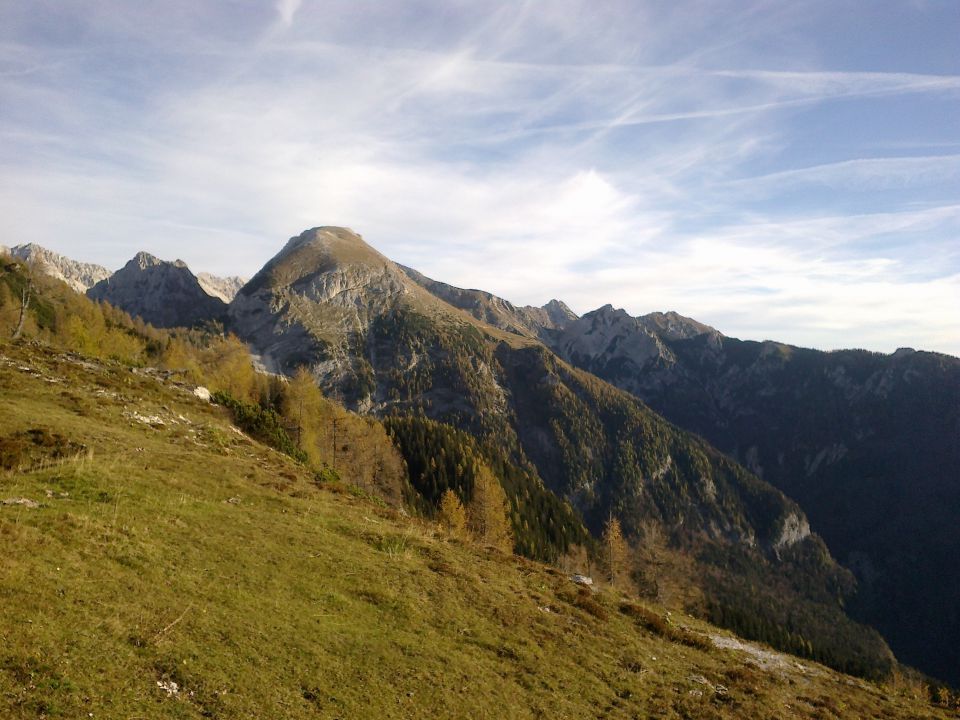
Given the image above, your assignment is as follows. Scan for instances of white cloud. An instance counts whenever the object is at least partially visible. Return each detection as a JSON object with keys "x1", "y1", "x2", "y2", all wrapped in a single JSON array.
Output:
[
  {"x1": 0, "y1": 0, "x2": 957, "y2": 355},
  {"x1": 275, "y1": 0, "x2": 302, "y2": 28}
]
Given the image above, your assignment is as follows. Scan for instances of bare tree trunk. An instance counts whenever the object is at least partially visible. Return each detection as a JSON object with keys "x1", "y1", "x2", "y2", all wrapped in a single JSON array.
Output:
[{"x1": 11, "y1": 280, "x2": 30, "y2": 340}]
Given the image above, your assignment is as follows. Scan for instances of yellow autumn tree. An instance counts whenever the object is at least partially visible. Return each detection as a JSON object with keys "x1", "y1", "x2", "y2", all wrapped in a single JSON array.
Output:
[
  {"x1": 280, "y1": 367, "x2": 326, "y2": 462},
  {"x1": 203, "y1": 334, "x2": 258, "y2": 402},
  {"x1": 602, "y1": 515, "x2": 629, "y2": 585},
  {"x1": 437, "y1": 488, "x2": 468, "y2": 539},
  {"x1": 467, "y1": 463, "x2": 514, "y2": 553}
]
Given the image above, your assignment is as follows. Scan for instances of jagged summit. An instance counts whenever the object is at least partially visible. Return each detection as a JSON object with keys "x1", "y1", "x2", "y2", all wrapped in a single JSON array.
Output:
[
  {"x1": 640, "y1": 310, "x2": 719, "y2": 341},
  {"x1": 197, "y1": 272, "x2": 246, "y2": 303},
  {"x1": 399, "y1": 267, "x2": 577, "y2": 341},
  {"x1": 126, "y1": 251, "x2": 192, "y2": 272},
  {"x1": 4, "y1": 242, "x2": 111, "y2": 293},
  {"x1": 88, "y1": 251, "x2": 226, "y2": 328},
  {"x1": 539, "y1": 299, "x2": 578, "y2": 326}
]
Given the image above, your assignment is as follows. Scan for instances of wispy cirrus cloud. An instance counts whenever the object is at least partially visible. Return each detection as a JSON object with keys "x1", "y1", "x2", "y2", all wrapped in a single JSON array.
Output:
[{"x1": 0, "y1": 1, "x2": 957, "y2": 354}]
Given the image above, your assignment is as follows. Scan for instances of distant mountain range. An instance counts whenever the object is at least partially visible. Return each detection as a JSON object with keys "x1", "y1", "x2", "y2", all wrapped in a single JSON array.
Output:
[
  {"x1": 0, "y1": 243, "x2": 246, "y2": 326},
  {"x1": 2, "y1": 243, "x2": 111, "y2": 293},
  {"x1": 9, "y1": 229, "x2": 959, "y2": 684}
]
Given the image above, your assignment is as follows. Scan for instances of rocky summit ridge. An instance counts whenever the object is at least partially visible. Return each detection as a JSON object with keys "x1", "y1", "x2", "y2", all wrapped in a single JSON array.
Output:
[
  {"x1": 197, "y1": 272, "x2": 247, "y2": 303},
  {"x1": 3, "y1": 243, "x2": 111, "y2": 293},
  {"x1": 218, "y1": 226, "x2": 900, "y2": 679},
  {"x1": 87, "y1": 251, "x2": 226, "y2": 328}
]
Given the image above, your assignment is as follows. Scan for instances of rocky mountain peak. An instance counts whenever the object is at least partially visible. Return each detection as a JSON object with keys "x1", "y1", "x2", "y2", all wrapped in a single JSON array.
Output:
[
  {"x1": 280, "y1": 226, "x2": 385, "y2": 266},
  {"x1": 88, "y1": 252, "x2": 225, "y2": 328},
  {"x1": 197, "y1": 273, "x2": 247, "y2": 303},
  {"x1": 639, "y1": 310, "x2": 719, "y2": 342},
  {"x1": 4, "y1": 243, "x2": 112, "y2": 293},
  {"x1": 540, "y1": 299, "x2": 578, "y2": 328},
  {"x1": 229, "y1": 226, "x2": 420, "y2": 378},
  {"x1": 579, "y1": 305, "x2": 637, "y2": 333},
  {"x1": 128, "y1": 251, "x2": 163, "y2": 271}
]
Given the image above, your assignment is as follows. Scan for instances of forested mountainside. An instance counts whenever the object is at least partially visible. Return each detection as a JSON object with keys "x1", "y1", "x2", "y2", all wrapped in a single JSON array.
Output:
[
  {"x1": 519, "y1": 303, "x2": 960, "y2": 686},
  {"x1": 219, "y1": 228, "x2": 895, "y2": 677},
  {"x1": 5, "y1": 234, "x2": 948, "y2": 683},
  {"x1": 1, "y1": 335, "x2": 953, "y2": 718}
]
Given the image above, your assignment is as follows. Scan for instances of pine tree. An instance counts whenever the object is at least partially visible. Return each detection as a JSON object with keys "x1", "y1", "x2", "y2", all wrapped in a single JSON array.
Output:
[
  {"x1": 468, "y1": 464, "x2": 514, "y2": 553},
  {"x1": 437, "y1": 489, "x2": 468, "y2": 540},
  {"x1": 602, "y1": 515, "x2": 628, "y2": 585}
]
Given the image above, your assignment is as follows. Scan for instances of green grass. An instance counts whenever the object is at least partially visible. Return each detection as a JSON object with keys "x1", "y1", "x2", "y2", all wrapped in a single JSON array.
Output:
[{"x1": 0, "y1": 342, "x2": 952, "y2": 719}]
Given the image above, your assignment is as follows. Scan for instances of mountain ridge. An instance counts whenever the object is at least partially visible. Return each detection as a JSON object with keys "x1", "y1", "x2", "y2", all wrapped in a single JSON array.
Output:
[
  {"x1": 88, "y1": 250, "x2": 227, "y2": 329},
  {"x1": 220, "y1": 226, "x2": 896, "y2": 677},
  {"x1": 3, "y1": 243, "x2": 111, "y2": 293},
  {"x1": 5, "y1": 230, "x2": 944, "y2": 682}
]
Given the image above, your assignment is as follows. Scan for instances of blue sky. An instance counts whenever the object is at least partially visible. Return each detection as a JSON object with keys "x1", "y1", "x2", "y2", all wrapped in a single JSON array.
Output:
[{"x1": 1, "y1": 1, "x2": 958, "y2": 354}]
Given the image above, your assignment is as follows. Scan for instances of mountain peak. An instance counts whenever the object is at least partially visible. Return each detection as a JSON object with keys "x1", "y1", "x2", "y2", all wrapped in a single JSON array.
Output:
[
  {"x1": 588, "y1": 304, "x2": 631, "y2": 322},
  {"x1": 128, "y1": 251, "x2": 163, "y2": 271},
  {"x1": 89, "y1": 251, "x2": 225, "y2": 328},
  {"x1": 541, "y1": 299, "x2": 577, "y2": 325},
  {"x1": 5, "y1": 243, "x2": 111, "y2": 293},
  {"x1": 279, "y1": 226, "x2": 379, "y2": 262}
]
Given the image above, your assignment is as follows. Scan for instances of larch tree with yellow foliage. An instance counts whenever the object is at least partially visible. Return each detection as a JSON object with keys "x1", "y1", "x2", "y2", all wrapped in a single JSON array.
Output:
[
  {"x1": 437, "y1": 489, "x2": 468, "y2": 540},
  {"x1": 467, "y1": 463, "x2": 514, "y2": 553},
  {"x1": 602, "y1": 515, "x2": 629, "y2": 585},
  {"x1": 281, "y1": 366, "x2": 326, "y2": 463}
]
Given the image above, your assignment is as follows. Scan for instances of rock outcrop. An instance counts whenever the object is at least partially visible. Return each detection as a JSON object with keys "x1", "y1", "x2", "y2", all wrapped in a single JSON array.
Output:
[
  {"x1": 399, "y1": 265, "x2": 577, "y2": 340},
  {"x1": 5, "y1": 243, "x2": 111, "y2": 293},
  {"x1": 88, "y1": 251, "x2": 226, "y2": 328},
  {"x1": 197, "y1": 273, "x2": 247, "y2": 303}
]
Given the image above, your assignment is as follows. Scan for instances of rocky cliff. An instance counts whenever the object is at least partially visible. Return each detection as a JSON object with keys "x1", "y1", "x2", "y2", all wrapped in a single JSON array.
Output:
[
  {"x1": 5, "y1": 243, "x2": 111, "y2": 293},
  {"x1": 197, "y1": 272, "x2": 247, "y2": 303},
  {"x1": 88, "y1": 251, "x2": 226, "y2": 328}
]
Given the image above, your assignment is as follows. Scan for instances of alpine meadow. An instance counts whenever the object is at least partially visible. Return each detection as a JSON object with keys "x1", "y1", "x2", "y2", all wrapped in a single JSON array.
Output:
[{"x1": 2, "y1": 1, "x2": 959, "y2": 718}]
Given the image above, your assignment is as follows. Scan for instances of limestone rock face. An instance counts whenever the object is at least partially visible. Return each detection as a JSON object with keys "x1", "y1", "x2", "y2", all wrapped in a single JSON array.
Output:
[
  {"x1": 542, "y1": 305, "x2": 720, "y2": 397},
  {"x1": 227, "y1": 226, "x2": 817, "y2": 554},
  {"x1": 197, "y1": 273, "x2": 247, "y2": 303},
  {"x1": 399, "y1": 265, "x2": 577, "y2": 340},
  {"x1": 6, "y1": 243, "x2": 111, "y2": 293},
  {"x1": 87, "y1": 251, "x2": 226, "y2": 328}
]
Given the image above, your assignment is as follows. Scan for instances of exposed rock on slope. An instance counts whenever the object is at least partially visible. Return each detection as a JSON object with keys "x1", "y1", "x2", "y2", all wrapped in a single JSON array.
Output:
[
  {"x1": 197, "y1": 272, "x2": 247, "y2": 303},
  {"x1": 545, "y1": 305, "x2": 960, "y2": 685},
  {"x1": 544, "y1": 305, "x2": 721, "y2": 395},
  {"x1": 225, "y1": 227, "x2": 894, "y2": 678},
  {"x1": 88, "y1": 251, "x2": 226, "y2": 328},
  {"x1": 5, "y1": 243, "x2": 111, "y2": 293},
  {"x1": 229, "y1": 227, "x2": 432, "y2": 382},
  {"x1": 399, "y1": 264, "x2": 576, "y2": 340}
]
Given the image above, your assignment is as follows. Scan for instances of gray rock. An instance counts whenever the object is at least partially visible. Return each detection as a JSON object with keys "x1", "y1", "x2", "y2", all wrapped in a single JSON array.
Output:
[
  {"x1": 7, "y1": 243, "x2": 111, "y2": 293},
  {"x1": 88, "y1": 251, "x2": 226, "y2": 328}
]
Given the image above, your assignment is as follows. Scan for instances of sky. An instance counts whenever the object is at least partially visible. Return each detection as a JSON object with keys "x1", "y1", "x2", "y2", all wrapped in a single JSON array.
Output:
[{"x1": 1, "y1": 1, "x2": 958, "y2": 355}]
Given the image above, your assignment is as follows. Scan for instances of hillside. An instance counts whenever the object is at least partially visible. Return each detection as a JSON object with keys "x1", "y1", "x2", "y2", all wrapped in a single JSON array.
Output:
[
  {"x1": 537, "y1": 308, "x2": 960, "y2": 686},
  {"x1": 406, "y1": 273, "x2": 960, "y2": 687},
  {"x1": 223, "y1": 228, "x2": 898, "y2": 678},
  {"x1": 0, "y1": 341, "x2": 954, "y2": 719}
]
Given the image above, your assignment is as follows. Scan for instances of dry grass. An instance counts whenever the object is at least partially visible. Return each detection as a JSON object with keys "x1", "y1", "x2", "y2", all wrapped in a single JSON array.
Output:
[{"x1": 0, "y1": 341, "x2": 953, "y2": 720}]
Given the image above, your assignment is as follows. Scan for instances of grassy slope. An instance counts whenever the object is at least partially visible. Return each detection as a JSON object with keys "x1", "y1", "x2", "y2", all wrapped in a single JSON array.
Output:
[{"x1": 0, "y1": 343, "x2": 949, "y2": 719}]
